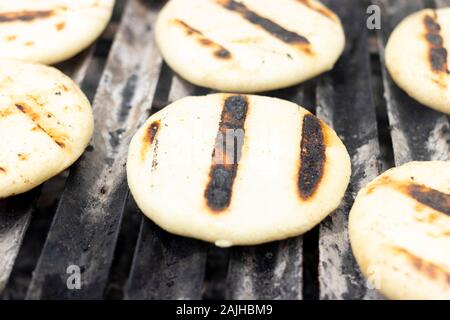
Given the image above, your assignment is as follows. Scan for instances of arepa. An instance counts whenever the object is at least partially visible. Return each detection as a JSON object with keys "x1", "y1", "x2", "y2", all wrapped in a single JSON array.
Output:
[
  {"x1": 349, "y1": 161, "x2": 450, "y2": 300},
  {"x1": 0, "y1": 59, "x2": 94, "y2": 199},
  {"x1": 385, "y1": 8, "x2": 450, "y2": 114},
  {"x1": 0, "y1": 0, "x2": 114, "y2": 65},
  {"x1": 127, "y1": 94, "x2": 351, "y2": 247},
  {"x1": 155, "y1": 0, "x2": 345, "y2": 92}
]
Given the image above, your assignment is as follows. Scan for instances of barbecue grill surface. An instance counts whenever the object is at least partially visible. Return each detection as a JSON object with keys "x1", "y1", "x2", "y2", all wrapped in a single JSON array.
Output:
[{"x1": 0, "y1": 0, "x2": 449, "y2": 300}]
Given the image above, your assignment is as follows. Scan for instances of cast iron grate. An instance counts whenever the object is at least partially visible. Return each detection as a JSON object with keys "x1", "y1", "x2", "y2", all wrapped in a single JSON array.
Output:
[{"x1": 0, "y1": 0, "x2": 448, "y2": 300}]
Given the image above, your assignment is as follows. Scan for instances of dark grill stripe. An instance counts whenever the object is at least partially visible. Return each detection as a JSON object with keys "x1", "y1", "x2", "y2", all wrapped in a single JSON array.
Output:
[
  {"x1": 174, "y1": 19, "x2": 232, "y2": 59},
  {"x1": 216, "y1": 0, "x2": 312, "y2": 54},
  {"x1": 406, "y1": 184, "x2": 450, "y2": 216},
  {"x1": 423, "y1": 12, "x2": 450, "y2": 75},
  {"x1": 298, "y1": 114, "x2": 325, "y2": 199},
  {"x1": 366, "y1": 177, "x2": 450, "y2": 218},
  {"x1": 15, "y1": 104, "x2": 65, "y2": 148},
  {"x1": 393, "y1": 247, "x2": 450, "y2": 283},
  {"x1": 205, "y1": 95, "x2": 248, "y2": 212},
  {"x1": 0, "y1": 10, "x2": 54, "y2": 23},
  {"x1": 141, "y1": 120, "x2": 160, "y2": 163},
  {"x1": 147, "y1": 121, "x2": 160, "y2": 145}
]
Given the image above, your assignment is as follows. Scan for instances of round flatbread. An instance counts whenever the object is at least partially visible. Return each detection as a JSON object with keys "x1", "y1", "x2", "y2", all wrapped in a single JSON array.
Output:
[
  {"x1": 0, "y1": 59, "x2": 94, "y2": 199},
  {"x1": 349, "y1": 161, "x2": 450, "y2": 300},
  {"x1": 127, "y1": 94, "x2": 351, "y2": 247},
  {"x1": 0, "y1": 0, "x2": 114, "y2": 65},
  {"x1": 385, "y1": 8, "x2": 450, "y2": 115},
  {"x1": 155, "y1": 0, "x2": 345, "y2": 92}
]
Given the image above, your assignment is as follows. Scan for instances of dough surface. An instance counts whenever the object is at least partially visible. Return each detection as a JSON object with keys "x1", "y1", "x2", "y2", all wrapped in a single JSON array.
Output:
[
  {"x1": 386, "y1": 8, "x2": 450, "y2": 114},
  {"x1": 0, "y1": 0, "x2": 114, "y2": 64},
  {"x1": 156, "y1": 0, "x2": 345, "y2": 92},
  {"x1": 349, "y1": 161, "x2": 450, "y2": 299},
  {"x1": 0, "y1": 59, "x2": 94, "y2": 198},
  {"x1": 127, "y1": 93, "x2": 351, "y2": 247}
]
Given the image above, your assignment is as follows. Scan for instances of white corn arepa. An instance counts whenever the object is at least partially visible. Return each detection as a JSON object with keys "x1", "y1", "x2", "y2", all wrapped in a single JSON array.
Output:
[
  {"x1": 0, "y1": 0, "x2": 114, "y2": 65},
  {"x1": 155, "y1": 0, "x2": 345, "y2": 92},
  {"x1": 349, "y1": 161, "x2": 450, "y2": 300},
  {"x1": 0, "y1": 59, "x2": 94, "y2": 199},
  {"x1": 127, "y1": 94, "x2": 351, "y2": 247},
  {"x1": 385, "y1": 8, "x2": 450, "y2": 114}
]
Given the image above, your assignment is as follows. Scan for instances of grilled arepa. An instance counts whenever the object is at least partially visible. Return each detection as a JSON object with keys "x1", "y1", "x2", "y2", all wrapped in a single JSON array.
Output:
[
  {"x1": 0, "y1": 0, "x2": 114, "y2": 65},
  {"x1": 349, "y1": 161, "x2": 450, "y2": 300},
  {"x1": 155, "y1": 0, "x2": 345, "y2": 92},
  {"x1": 386, "y1": 8, "x2": 450, "y2": 114},
  {"x1": 127, "y1": 94, "x2": 351, "y2": 247},
  {"x1": 0, "y1": 59, "x2": 94, "y2": 199}
]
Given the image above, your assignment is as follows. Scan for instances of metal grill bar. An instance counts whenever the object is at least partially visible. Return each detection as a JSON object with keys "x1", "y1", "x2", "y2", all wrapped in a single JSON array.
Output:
[
  {"x1": 317, "y1": 0, "x2": 383, "y2": 300},
  {"x1": 227, "y1": 237, "x2": 305, "y2": 299},
  {"x1": 125, "y1": 219, "x2": 207, "y2": 300},
  {"x1": 0, "y1": 191, "x2": 38, "y2": 294}
]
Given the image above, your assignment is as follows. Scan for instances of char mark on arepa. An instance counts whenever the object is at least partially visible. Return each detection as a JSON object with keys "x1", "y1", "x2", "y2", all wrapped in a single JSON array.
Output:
[
  {"x1": 141, "y1": 120, "x2": 160, "y2": 163},
  {"x1": 15, "y1": 104, "x2": 65, "y2": 148},
  {"x1": 216, "y1": 0, "x2": 312, "y2": 54},
  {"x1": 393, "y1": 247, "x2": 450, "y2": 284},
  {"x1": 174, "y1": 19, "x2": 232, "y2": 59},
  {"x1": 298, "y1": 114, "x2": 325, "y2": 200},
  {"x1": 0, "y1": 10, "x2": 54, "y2": 23},
  {"x1": 205, "y1": 95, "x2": 248, "y2": 212},
  {"x1": 296, "y1": 0, "x2": 337, "y2": 21},
  {"x1": 423, "y1": 12, "x2": 450, "y2": 75},
  {"x1": 406, "y1": 184, "x2": 450, "y2": 216},
  {"x1": 147, "y1": 121, "x2": 160, "y2": 145}
]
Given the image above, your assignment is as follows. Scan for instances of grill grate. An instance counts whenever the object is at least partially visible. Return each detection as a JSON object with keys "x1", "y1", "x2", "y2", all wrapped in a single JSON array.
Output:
[{"x1": 0, "y1": 0, "x2": 449, "y2": 300}]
